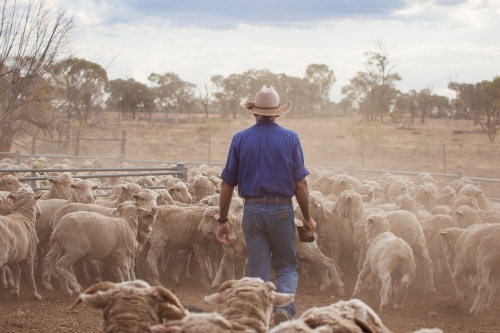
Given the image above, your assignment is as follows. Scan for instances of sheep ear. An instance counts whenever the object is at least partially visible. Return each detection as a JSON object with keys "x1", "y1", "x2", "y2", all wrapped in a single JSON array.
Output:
[
  {"x1": 78, "y1": 291, "x2": 110, "y2": 309},
  {"x1": 7, "y1": 193, "x2": 15, "y2": 200},
  {"x1": 273, "y1": 292, "x2": 294, "y2": 306},
  {"x1": 92, "y1": 185, "x2": 99, "y2": 190},
  {"x1": 367, "y1": 217, "x2": 374, "y2": 224},
  {"x1": 35, "y1": 194, "x2": 42, "y2": 200},
  {"x1": 70, "y1": 183, "x2": 77, "y2": 189},
  {"x1": 200, "y1": 198, "x2": 208, "y2": 204},
  {"x1": 353, "y1": 318, "x2": 378, "y2": 333},
  {"x1": 132, "y1": 194, "x2": 139, "y2": 201},
  {"x1": 48, "y1": 178, "x2": 56, "y2": 184},
  {"x1": 204, "y1": 291, "x2": 226, "y2": 305},
  {"x1": 438, "y1": 230, "x2": 448, "y2": 238}
]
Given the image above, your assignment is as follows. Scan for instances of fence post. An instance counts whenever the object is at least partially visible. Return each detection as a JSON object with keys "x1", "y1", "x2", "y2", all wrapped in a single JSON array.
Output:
[
  {"x1": 348, "y1": 164, "x2": 356, "y2": 177},
  {"x1": 119, "y1": 154, "x2": 125, "y2": 165},
  {"x1": 75, "y1": 130, "x2": 80, "y2": 156},
  {"x1": 456, "y1": 170, "x2": 463, "y2": 179},
  {"x1": 30, "y1": 170, "x2": 37, "y2": 189},
  {"x1": 121, "y1": 130, "x2": 127, "y2": 156},
  {"x1": 118, "y1": 109, "x2": 122, "y2": 125},
  {"x1": 15, "y1": 150, "x2": 21, "y2": 165},
  {"x1": 176, "y1": 162, "x2": 187, "y2": 181}
]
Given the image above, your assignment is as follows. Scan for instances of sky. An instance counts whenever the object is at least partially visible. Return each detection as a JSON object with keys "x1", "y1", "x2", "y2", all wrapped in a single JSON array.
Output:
[{"x1": 58, "y1": 0, "x2": 500, "y2": 102}]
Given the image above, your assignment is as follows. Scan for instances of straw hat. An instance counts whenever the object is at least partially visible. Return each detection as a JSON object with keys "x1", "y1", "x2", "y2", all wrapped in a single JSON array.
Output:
[{"x1": 240, "y1": 86, "x2": 292, "y2": 116}]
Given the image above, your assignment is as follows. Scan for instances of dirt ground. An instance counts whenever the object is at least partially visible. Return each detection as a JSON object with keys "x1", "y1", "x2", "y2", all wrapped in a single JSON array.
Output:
[{"x1": 1, "y1": 262, "x2": 499, "y2": 333}]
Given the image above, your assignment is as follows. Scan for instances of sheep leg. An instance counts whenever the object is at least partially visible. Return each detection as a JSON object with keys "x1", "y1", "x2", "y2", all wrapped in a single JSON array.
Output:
[
  {"x1": 35, "y1": 242, "x2": 45, "y2": 278},
  {"x1": 184, "y1": 250, "x2": 192, "y2": 279},
  {"x1": 433, "y1": 257, "x2": 443, "y2": 286},
  {"x1": 211, "y1": 253, "x2": 227, "y2": 288},
  {"x1": 7, "y1": 263, "x2": 21, "y2": 298},
  {"x1": 394, "y1": 274, "x2": 410, "y2": 309},
  {"x1": 19, "y1": 255, "x2": 42, "y2": 300},
  {"x1": 83, "y1": 260, "x2": 102, "y2": 283},
  {"x1": 1, "y1": 266, "x2": 9, "y2": 288},
  {"x1": 352, "y1": 261, "x2": 372, "y2": 298},
  {"x1": 485, "y1": 277, "x2": 500, "y2": 310},
  {"x1": 55, "y1": 252, "x2": 82, "y2": 295},
  {"x1": 319, "y1": 269, "x2": 330, "y2": 292},
  {"x1": 471, "y1": 264, "x2": 492, "y2": 315},
  {"x1": 146, "y1": 240, "x2": 165, "y2": 285},
  {"x1": 379, "y1": 271, "x2": 393, "y2": 312},
  {"x1": 225, "y1": 257, "x2": 235, "y2": 280},
  {"x1": 42, "y1": 244, "x2": 60, "y2": 290},
  {"x1": 128, "y1": 255, "x2": 136, "y2": 280},
  {"x1": 192, "y1": 243, "x2": 210, "y2": 289},
  {"x1": 413, "y1": 246, "x2": 436, "y2": 293}
]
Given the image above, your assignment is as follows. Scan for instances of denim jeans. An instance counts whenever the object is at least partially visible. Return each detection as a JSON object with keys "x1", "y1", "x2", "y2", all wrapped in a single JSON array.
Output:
[{"x1": 242, "y1": 201, "x2": 298, "y2": 318}]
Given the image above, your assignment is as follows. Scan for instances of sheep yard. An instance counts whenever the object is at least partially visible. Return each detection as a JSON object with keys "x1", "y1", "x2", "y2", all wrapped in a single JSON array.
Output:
[{"x1": 2, "y1": 115, "x2": 500, "y2": 333}]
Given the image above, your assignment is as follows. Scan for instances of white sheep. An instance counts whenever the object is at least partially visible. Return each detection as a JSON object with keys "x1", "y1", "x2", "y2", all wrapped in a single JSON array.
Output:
[
  {"x1": 0, "y1": 174, "x2": 23, "y2": 192},
  {"x1": 46, "y1": 201, "x2": 147, "y2": 295},
  {"x1": 352, "y1": 214, "x2": 416, "y2": 311},
  {"x1": 69, "y1": 280, "x2": 187, "y2": 333},
  {"x1": 439, "y1": 224, "x2": 500, "y2": 314},
  {"x1": 0, "y1": 187, "x2": 42, "y2": 299},
  {"x1": 421, "y1": 214, "x2": 453, "y2": 284},
  {"x1": 39, "y1": 172, "x2": 75, "y2": 200},
  {"x1": 453, "y1": 205, "x2": 483, "y2": 229}
]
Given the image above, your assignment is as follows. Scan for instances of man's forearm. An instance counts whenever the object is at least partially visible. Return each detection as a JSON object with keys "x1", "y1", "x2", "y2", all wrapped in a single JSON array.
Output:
[
  {"x1": 295, "y1": 178, "x2": 311, "y2": 220},
  {"x1": 219, "y1": 180, "x2": 235, "y2": 218}
]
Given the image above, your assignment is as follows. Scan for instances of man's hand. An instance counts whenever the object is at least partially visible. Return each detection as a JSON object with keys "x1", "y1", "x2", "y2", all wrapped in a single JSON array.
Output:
[
  {"x1": 302, "y1": 217, "x2": 316, "y2": 232},
  {"x1": 216, "y1": 223, "x2": 230, "y2": 246}
]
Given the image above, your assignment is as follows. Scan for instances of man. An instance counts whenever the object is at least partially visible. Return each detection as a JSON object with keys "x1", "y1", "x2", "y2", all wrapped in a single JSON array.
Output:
[{"x1": 216, "y1": 85, "x2": 316, "y2": 325}]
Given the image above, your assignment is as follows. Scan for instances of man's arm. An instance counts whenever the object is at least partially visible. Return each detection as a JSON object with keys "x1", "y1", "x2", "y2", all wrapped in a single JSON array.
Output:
[
  {"x1": 216, "y1": 180, "x2": 234, "y2": 245},
  {"x1": 295, "y1": 178, "x2": 316, "y2": 231}
]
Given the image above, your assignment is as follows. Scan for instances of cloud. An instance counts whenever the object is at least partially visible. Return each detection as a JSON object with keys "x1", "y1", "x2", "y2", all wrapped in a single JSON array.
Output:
[{"x1": 80, "y1": 0, "x2": 410, "y2": 29}]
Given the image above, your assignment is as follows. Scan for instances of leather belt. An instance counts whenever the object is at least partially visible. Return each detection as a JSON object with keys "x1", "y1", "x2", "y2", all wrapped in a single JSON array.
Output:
[{"x1": 244, "y1": 197, "x2": 292, "y2": 205}]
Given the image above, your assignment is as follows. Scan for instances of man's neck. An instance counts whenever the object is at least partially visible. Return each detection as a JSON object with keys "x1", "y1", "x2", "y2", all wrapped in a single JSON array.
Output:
[{"x1": 254, "y1": 114, "x2": 278, "y2": 123}]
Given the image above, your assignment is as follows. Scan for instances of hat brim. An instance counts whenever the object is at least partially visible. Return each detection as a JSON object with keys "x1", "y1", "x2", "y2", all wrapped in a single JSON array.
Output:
[{"x1": 239, "y1": 101, "x2": 292, "y2": 116}]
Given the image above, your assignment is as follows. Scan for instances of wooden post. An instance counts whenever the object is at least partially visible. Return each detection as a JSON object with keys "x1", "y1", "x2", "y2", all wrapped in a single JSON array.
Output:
[
  {"x1": 443, "y1": 144, "x2": 446, "y2": 174},
  {"x1": 75, "y1": 130, "x2": 80, "y2": 156},
  {"x1": 15, "y1": 150, "x2": 21, "y2": 165},
  {"x1": 208, "y1": 135, "x2": 211, "y2": 162},
  {"x1": 121, "y1": 130, "x2": 127, "y2": 156},
  {"x1": 118, "y1": 109, "x2": 122, "y2": 125}
]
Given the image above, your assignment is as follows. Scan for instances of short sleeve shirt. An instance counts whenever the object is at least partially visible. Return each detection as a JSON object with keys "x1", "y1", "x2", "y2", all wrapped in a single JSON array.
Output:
[{"x1": 221, "y1": 119, "x2": 309, "y2": 198}]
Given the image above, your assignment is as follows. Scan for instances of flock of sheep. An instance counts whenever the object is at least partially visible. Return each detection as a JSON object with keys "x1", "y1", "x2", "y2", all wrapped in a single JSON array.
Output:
[{"x1": 1, "y1": 155, "x2": 499, "y2": 332}]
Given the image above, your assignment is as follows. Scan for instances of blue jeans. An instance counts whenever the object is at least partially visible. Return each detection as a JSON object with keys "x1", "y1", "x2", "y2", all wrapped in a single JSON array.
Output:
[{"x1": 242, "y1": 201, "x2": 298, "y2": 318}]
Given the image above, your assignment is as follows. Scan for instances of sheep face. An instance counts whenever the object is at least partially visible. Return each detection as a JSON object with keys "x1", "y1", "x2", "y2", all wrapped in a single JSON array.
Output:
[
  {"x1": 48, "y1": 172, "x2": 75, "y2": 199},
  {"x1": 168, "y1": 182, "x2": 192, "y2": 204},
  {"x1": 154, "y1": 189, "x2": 174, "y2": 206},
  {"x1": 132, "y1": 189, "x2": 158, "y2": 216},
  {"x1": 70, "y1": 180, "x2": 98, "y2": 204},
  {"x1": 0, "y1": 174, "x2": 23, "y2": 193},
  {"x1": 438, "y1": 227, "x2": 464, "y2": 264}
]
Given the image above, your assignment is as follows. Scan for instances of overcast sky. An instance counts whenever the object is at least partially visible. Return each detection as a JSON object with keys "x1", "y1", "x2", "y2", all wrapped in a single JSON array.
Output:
[{"x1": 60, "y1": 0, "x2": 500, "y2": 101}]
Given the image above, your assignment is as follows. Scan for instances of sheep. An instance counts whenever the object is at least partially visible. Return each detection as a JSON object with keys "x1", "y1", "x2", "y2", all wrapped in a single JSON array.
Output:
[
  {"x1": 45, "y1": 201, "x2": 147, "y2": 295},
  {"x1": 394, "y1": 194, "x2": 432, "y2": 224},
  {"x1": 34, "y1": 179, "x2": 98, "y2": 277},
  {"x1": 168, "y1": 181, "x2": 193, "y2": 203},
  {"x1": 365, "y1": 179, "x2": 410, "y2": 208},
  {"x1": 69, "y1": 280, "x2": 188, "y2": 333},
  {"x1": 39, "y1": 172, "x2": 75, "y2": 200},
  {"x1": 478, "y1": 209, "x2": 500, "y2": 224},
  {"x1": 454, "y1": 205, "x2": 483, "y2": 229},
  {"x1": 421, "y1": 214, "x2": 453, "y2": 284},
  {"x1": 138, "y1": 205, "x2": 210, "y2": 287},
  {"x1": 439, "y1": 224, "x2": 500, "y2": 314},
  {"x1": 0, "y1": 193, "x2": 14, "y2": 215},
  {"x1": 0, "y1": 174, "x2": 23, "y2": 192},
  {"x1": 96, "y1": 182, "x2": 142, "y2": 208},
  {"x1": 448, "y1": 194, "x2": 480, "y2": 216},
  {"x1": 352, "y1": 214, "x2": 416, "y2": 311},
  {"x1": 155, "y1": 189, "x2": 176, "y2": 206},
  {"x1": 415, "y1": 183, "x2": 440, "y2": 211},
  {"x1": 437, "y1": 186, "x2": 456, "y2": 206},
  {"x1": 270, "y1": 298, "x2": 392, "y2": 333},
  {"x1": 151, "y1": 313, "x2": 252, "y2": 333},
  {"x1": 42, "y1": 189, "x2": 159, "y2": 290},
  {"x1": 457, "y1": 184, "x2": 500, "y2": 211},
  {"x1": 188, "y1": 175, "x2": 217, "y2": 203},
  {"x1": 0, "y1": 187, "x2": 42, "y2": 300},
  {"x1": 189, "y1": 277, "x2": 294, "y2": 333}
]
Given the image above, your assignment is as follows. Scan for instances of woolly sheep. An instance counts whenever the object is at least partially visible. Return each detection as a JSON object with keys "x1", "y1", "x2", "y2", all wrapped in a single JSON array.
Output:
[
  {"x1": 203, "y1": 277, "x2": 294, "y2": 333},
  {"x1": 46, "y1": 201, "x2": 147, "y2": 295},
  {"x1": 168, "y1": 181, "x2": 192, "y2": 204},
  {"x1": 188, "y1": 175, "x2": 217, "y2": 203},
  {"x1": 151, "y1": 312, "x2": 252, "y2": 333},
  {"x1": 0, "y1": 174, "x2": 23, "y2": 192},
  {"x1": 421, "y1": 214, "x2": 453, "y2": 284},
  {"x1": 70, "y1": 280, "x2": 187, "y2": 333},
  {"x1": 352, "y1": 214, "x2": 416, "y2": 311},
  {"x1": 454, "y1": 205, "x2": 483, "y2": 229},
  {"x1": 0, "y1": 187, "x2": 42, "y2": 299},
  {"x1": 96, "y1": 182, "x2": 142, "y2": 208},
  {"x1": 457, "y1": 184, "x2": 500, "y2": 211},
  {"x1": 448, "y1": 195, "x2": 480, "y2": 216},
  {"x1": 439, "y1": 224, "x2": 500, "y2": 314},
  {"x1": 39, "y1": 172, "x2": 75, "y2": 200},
  {"x1": 270, "y1": 298, "x2": 391, "y2": 333}
]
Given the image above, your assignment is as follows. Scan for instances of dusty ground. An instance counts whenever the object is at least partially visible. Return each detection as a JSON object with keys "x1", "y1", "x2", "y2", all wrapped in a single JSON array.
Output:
[{"x1": 1, "y1": 263, "x2": 499, "y2": 333}]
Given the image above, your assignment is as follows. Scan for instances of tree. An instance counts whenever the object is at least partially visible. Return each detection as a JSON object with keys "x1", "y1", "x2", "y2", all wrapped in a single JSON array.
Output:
[
  {"x1": 198, "y1": 83, "x2": 214, "y2": 118},
  {"x1": 148, "y1": 72, "x2": 196, "y2": 115},
  {"x1": 107, "y1": 78, "x2": 154, "y2": 120},
  {"x1": 304, "y1": 64, "x2": 336, "y2": 116},
  {"x1": 342, "y1": 40, "x2": 401, "y2": 122},
  {"x1": 52, "y1": 58, "x2": 108, "y2": 125},
  {"x1": 0, "y1": 0, "x2": 73, "y2": 152}
]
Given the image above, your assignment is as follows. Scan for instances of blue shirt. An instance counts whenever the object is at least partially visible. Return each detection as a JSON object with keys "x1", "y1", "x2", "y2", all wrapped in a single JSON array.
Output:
[{"x1": 221, "y1": 119, "x2": 309, "y2": 198}]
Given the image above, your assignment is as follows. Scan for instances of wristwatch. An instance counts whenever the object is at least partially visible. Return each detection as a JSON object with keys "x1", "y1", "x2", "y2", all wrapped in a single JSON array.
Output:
[{"x1": 217, "y1": 216, "x2": 229, "y2": 223}]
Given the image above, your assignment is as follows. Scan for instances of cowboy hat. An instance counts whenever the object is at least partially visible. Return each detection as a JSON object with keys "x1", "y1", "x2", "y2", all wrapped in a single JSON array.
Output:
[{"x1": 240, "y1": 86, "x2": 292, "y2": 116}]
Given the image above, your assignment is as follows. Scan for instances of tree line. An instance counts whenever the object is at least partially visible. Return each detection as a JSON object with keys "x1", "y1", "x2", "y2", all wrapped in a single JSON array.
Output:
[{"x1": 1, "y1": 1, "x2": 499, "y2": 153}]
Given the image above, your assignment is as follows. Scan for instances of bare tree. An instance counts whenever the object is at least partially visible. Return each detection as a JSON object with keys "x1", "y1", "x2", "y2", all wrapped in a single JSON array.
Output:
[
  {"x1": 0, "y1": 0, "x2": 72, "y2": 152},
  {"x1": 198, "y1": 82, "x2": 213, "y2": 118}
]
